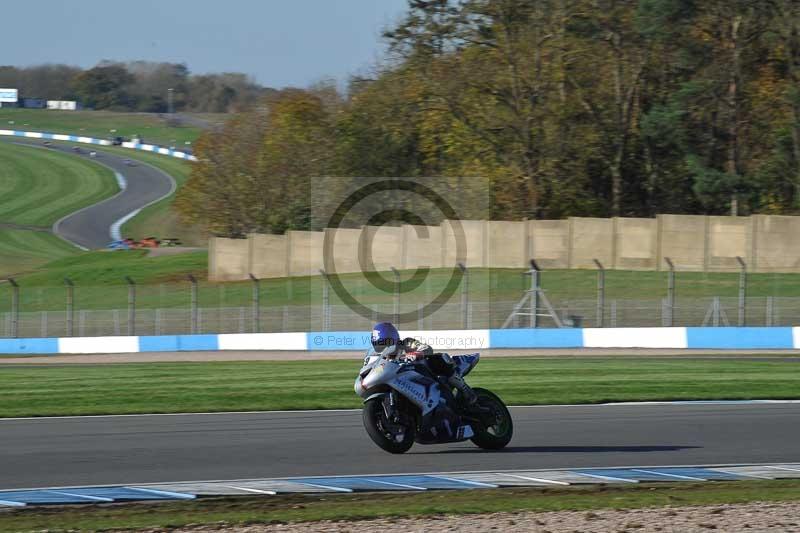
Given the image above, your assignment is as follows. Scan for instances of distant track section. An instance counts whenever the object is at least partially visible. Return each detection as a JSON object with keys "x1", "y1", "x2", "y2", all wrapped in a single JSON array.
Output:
[
  {"x1": 2, "y1": 139, "x2": 176, "y2": 249},
  {"x1": 0, "y1": 129, "x2": 196, "y2": 161}
]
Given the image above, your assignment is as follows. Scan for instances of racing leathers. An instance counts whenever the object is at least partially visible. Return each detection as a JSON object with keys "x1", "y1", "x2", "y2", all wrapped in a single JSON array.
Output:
[{"x1": 398, "y1": 337, "x2": 477, "y2": 405}]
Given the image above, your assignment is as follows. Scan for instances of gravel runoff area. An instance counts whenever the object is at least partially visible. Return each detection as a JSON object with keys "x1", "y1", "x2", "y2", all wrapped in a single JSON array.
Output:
[
  {"x1": 141, "y1": 502, "x2": 800, "y2": 532},
  {"x1": 3, "y1": 348, "x2": 800, "y2": 364}
]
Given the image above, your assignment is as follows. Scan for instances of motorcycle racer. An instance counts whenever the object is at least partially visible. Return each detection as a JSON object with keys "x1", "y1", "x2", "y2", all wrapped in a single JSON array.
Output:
[{"x1": 371, "y1": 322, "x2": 477, "y2": 405}]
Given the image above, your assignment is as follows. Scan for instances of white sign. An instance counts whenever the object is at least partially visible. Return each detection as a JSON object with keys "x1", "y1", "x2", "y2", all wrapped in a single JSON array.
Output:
[
  {"x1": 47, "y1": 100, "x2": 78, "y2": 111},
  {"x1": 0, "y1": 88, "x2": 18, "y2": 103}
]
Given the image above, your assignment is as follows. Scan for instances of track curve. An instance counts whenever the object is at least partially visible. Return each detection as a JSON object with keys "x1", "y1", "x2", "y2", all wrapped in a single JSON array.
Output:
[
  {"x1": 3, "y1": 140, "x2": 175, "y2": 249},
  {"x1": 0, "y1": 403, "x2": 798, "y2": 490}
]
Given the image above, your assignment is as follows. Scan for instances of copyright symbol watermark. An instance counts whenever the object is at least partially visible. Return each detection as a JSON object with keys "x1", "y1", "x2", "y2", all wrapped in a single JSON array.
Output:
[{"x1": 312, "y1": 177, "x2": 489, "y2": 324}]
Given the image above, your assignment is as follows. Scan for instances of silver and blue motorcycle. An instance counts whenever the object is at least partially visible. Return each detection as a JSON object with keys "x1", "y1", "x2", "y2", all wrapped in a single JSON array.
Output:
[{"x1": 354, "y1": 346, "x2": 513, "y2": 454}]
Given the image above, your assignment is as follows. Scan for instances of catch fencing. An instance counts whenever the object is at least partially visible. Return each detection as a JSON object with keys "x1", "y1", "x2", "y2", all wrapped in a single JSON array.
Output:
[
  {"x1": 4, "y1": 298, "x2": 800, "y2": 339},
  {"x1": 4, "y1": 259, "x2": 800, "y2": 338}
]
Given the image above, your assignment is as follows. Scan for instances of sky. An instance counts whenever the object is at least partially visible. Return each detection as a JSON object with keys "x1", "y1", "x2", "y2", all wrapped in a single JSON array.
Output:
[{"x1": 1, "y1": 0, "x2": 410, "y2": 88}]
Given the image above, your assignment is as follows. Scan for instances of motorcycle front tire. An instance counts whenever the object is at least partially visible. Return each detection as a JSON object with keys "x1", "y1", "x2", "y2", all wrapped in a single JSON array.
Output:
[
  {"x1": 470, "y1": 387, "x2": 514, "y2": 450},
  {"x1": 363, "y1": 398, "x2": 416, "y2": 454}
]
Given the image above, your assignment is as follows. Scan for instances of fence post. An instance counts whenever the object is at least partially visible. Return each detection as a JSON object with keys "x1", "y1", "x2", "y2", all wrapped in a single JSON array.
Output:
[
  {"x1": 8, "y1": 278, "x2": 19, "y2": 338},
  {"x1": 249, "y1": 274, "x2": 260, "y2": 333},
  {"x1": 611, "y1": 299, "x2": 617, "y2": 327},
  {"x1": 187, "y1": 274, "x2": 198, "y2": 334},
  {"x1": 125, "y1": 276, "x2": 136, "y2": 336},
  {"x1": 766, "y1": 296, "x2": 774, "y2": 327},
  {"x1": 530, "y1": 259, "x2": 540, "y2": 329},
  {"x1": 64, "y1": 277, "x2": 74, "y2": 337},
  {"x1": 664, "y1": 257, "x2": 675, "y2": 327},
  {"x1": 458, "y1": 263, "x2": 469, "y2": 329},
  {"x1": 736, "y1": 256, "x2": 746, "y2": 326},
  {"x1": 593, "y1": 259, "x2": 605, "y2": 327},
  {"x1": 391, "y1": 267, "x2": 400, "y2": 325},
  {"x1": 319, "y1": 269, "x2": 330, "y2": 331}
]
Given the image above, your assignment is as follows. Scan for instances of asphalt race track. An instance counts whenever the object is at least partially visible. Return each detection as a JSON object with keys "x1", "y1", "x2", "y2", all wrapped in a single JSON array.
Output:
[
  {"x1": 1, "y1": 403, "x2": 798, "y2": 490},
  {"x1": 3, "y1": 139, "x2": 175, "y2": 249}
]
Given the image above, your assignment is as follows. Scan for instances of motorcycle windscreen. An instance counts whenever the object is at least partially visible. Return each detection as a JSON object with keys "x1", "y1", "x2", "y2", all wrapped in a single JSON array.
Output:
[{"x1": 453, "y1": 353, "x2": 480, "y2": 377}]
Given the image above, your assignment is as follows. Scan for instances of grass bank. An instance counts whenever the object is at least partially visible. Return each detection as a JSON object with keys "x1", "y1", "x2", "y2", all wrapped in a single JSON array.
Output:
[
  {"x1": 0, "y1": 142, "x2": 118, "y2": 227},
  {"x1": 0, "y1": 142, "x2": 119, "y2": 276},
  {"x1": 0, "y1": 229, "x2": 80, "y2": 277},
  {"x1": 2, "y1": 480, "x2": 800, "y2": 532},
  {"x1": 0, "y1": 357, "x2": 797, "y2": 417}
]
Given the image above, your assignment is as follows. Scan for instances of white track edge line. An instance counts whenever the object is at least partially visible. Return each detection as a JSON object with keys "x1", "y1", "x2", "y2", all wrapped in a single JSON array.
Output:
[
  {"x1": 3, "y1": 400, "x2": 800, "y2": 422},
  {"x1": 5, "y1": 463, "x2": 800, "y2": 493}
]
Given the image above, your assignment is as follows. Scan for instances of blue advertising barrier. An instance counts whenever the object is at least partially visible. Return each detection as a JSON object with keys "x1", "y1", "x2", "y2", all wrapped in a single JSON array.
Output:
[{"x1": 0, "y1": 326, "x2": 796, "y2": 355}]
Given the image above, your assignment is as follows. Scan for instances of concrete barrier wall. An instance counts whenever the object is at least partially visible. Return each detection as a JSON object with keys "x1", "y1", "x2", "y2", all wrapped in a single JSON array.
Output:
[
  {"x1": 323, "y1": 228, "x2": 362, "y2": 274},
  {"x1": 209, "y1": 237, "x2": 249, "y2": 281},
  {"x1": 210, "y1": 214, "x2": 800, "y2": 281},
  {"x1": 657, "y1": 214, "x2": 707, "y2": 271},
  {"x1": 248, "y1": 233, "x2": 288, "y2": 278},
  {"x1": 751, "y1": 215, "x2": 800, "y2": 272},
  {"x1": 402, "y1": 224, "x2": 443, "y2": 269},
  {"x1": 615, "y1": 218, "x2": 657, "y2": 270},
  {"x1": 528, "y1": 220, "x2": 569, "y2": 268},
  {"x1": 708, "y1": 216, "x2": 752, "y2": 271},
  {"x1": 287, "y1": 231, "x2": 324, "y2": 277},
  {"x1": 364, "y1": 226, "x2": 403, "y2": 271},
  {"x1": 569, "y1": 217, "x2": 614, "y2": 269},
  {"x1": 442, "y1": 219, "x2": 487, "y2": 267},
  {"x1": 488, "y1": 221, "x2": 527, "y2": 268},
  {"x1": 2, "y1": 326, "x2": 797, "y2": 354}
]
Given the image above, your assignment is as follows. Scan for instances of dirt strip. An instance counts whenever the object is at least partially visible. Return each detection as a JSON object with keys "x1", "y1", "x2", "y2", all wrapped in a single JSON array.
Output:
[
  {"x1": 143, "y1": 502, "x2": 800, "y2": 532},
  {"x1": 1, "y1": 348, "x2": 800, "y2": 364}
]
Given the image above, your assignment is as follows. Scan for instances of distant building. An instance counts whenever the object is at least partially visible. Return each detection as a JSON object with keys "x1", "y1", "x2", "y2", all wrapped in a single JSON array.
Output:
[
  {"x1": 47, "y1": 100, "x2": 82, "y2": 111},
  {"x1": 21, "y1": 98, "x2": 46, "y2": 109}
]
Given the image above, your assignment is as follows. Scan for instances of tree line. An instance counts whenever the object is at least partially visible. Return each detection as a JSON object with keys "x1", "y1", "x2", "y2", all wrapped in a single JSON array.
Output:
[
  {"x1": 178, "y1": 0, "x2": 800, "y2": 238},
  {"x1": 0, "y1": 60, "x2": 273, "y2": 113}
]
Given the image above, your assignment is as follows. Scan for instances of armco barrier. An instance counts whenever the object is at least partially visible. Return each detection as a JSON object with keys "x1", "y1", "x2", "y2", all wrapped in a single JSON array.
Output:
[
  {"x1": 0, "y1": 130, "x2": 197, "y2": 161},
  {"x1": 0, "y1": 327, "x2": 797, "y2": 355}
]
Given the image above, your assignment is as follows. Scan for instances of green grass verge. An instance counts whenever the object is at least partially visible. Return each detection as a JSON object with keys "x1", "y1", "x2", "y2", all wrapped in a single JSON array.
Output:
[
  {"x1": 13, "y1": 250, "x2": 207, "y2": 286},
  {"x1": 2, "y1": 481, "x2": 800, "y2": 532},
  {"x1": 0, "y1": 142, "x2": 118, "y2": 227},
  {"x1": 0, "y1": 229, "x2": 80, "y2": 278},
  {"x1": 0, "y1": 109, "x2": 207, "y2": 147},
  {"x1": 0, "y1": 357, "x2": 798, "y2": 418},
  {"x1": 0, "y1": 250, "x2": 209, "y2": 311},
  {"x1": 0, "y1": 142, "x2": 121, "y2": 276}
]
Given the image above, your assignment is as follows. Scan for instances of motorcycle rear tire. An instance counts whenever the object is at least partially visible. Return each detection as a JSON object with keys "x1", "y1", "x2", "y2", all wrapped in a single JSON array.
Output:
[
  {"x1": 363, "y1": 398, "x2": 416, "y2": 454},
  {"x1": 469, "y1": 388, "x2": 513, "y2": 450}
]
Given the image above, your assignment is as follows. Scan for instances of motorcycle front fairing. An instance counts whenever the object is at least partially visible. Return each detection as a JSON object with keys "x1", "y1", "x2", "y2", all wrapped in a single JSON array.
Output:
[{"x1": 453, "y1": 352, "x2": 480, "y2": 377}]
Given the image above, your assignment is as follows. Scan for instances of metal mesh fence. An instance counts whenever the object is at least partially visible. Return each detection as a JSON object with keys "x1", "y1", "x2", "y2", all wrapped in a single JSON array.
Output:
[
  {"x1": 5, "y1": 296, "x2": 800, "y2": 338},
  {"x1": 6, "y1": 267, "x2": 800, "y2": 338}
]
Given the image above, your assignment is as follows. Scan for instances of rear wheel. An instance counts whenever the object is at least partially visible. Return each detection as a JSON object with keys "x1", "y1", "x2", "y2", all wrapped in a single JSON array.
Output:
[
  {"x1": 469, "y1": 388, "x2": 513, "y2": 450},
  {"x1": 363, "y1": 397, "x2": 416, "y2": 454}
]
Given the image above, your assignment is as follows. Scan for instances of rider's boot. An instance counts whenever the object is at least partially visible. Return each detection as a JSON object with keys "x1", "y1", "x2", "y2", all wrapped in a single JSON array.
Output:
[{"x1": 448, "y1": 373, "x2": 477, "y2": 405}]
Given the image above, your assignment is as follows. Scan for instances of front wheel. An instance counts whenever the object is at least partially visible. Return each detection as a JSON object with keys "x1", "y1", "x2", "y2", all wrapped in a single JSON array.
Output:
[
  {"x1": 469, "y1": 388, "x2": 513, "y2": 450},
  {"x1": 363, "y1": 397, "x2": 416, "y2": 454}
]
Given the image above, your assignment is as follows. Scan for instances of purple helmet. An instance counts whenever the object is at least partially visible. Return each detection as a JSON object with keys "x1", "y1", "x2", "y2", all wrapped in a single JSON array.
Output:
[{"x1": 371, "y1": 322, "x2": 399, "y2": 351}]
